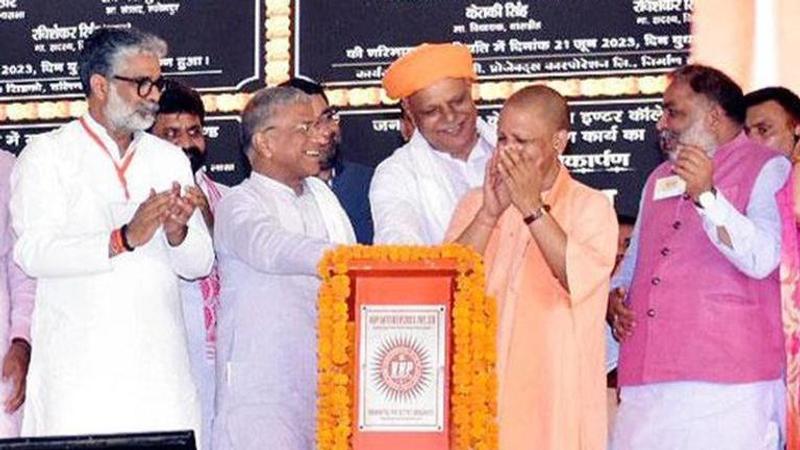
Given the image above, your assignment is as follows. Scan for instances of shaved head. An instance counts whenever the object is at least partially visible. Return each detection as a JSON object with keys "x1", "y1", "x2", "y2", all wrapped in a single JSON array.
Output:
[
  {"x1": 496, "y1": 85, "x2": 571, "y2": 191},
  {"x1": 505, "y1": 85, "x2": 570, "y2": 132}
]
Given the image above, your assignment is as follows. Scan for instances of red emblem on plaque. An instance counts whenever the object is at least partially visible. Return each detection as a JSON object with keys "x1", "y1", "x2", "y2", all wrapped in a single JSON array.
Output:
[{"x1": 372, "y1": 336, "x2": 431, "y2": 401}]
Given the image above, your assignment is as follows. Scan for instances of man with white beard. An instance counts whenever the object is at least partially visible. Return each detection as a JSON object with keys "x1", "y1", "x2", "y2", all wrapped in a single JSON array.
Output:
[
  {"x1": 608, "y1": 64, "x2": 789, "y2": 449},
  {"x1": 10, "y1": 28, "x2": 213, "y2": 444}
]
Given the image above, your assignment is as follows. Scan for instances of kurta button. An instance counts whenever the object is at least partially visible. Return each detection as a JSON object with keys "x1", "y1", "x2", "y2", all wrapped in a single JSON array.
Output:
[
  {"x1": 647, "y1": 308, "x2": 656, "y2": 317},
  {"x1": 660, "y1": 247, "x2": 670, "y2": 256},
  {"x1": 672, "y1": 221, "x2": 682, "y2": 230},
  {"x1": 651, "y1": 277, "x2": 661, "y2": 285},
  {"x1": 682, "y1": 193, "x2": 691, "y2": 200}
]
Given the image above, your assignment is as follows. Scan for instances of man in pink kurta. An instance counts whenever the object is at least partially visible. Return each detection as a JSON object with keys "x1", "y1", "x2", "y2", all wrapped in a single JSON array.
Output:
[
  {"x1": 0, "y1": 149, "x2": 35, "y2": 437},
  {"x1": 447, "y1": 86, "x2": 617, "y2": 449}
]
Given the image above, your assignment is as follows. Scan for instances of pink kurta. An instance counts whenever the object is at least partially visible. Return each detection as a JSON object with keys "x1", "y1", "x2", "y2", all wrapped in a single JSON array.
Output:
[
  {"x1": 0, "y1": 150, "x2": 35, "y2": 437},
  {"x1": 777, "y1": 167, "x2": 800, "y2": 450},
  {"x1": 447, "y1": 168, "x2": 617, "y2": 450}
]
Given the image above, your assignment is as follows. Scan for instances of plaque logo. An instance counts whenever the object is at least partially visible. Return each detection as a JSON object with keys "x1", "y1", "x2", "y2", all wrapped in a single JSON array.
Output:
[{"x1": 372, "y1": 336, "x2": 430, "y2": 402}]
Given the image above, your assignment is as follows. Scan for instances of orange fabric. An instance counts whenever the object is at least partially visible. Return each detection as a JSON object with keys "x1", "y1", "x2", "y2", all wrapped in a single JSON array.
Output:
[
  {"x1": 382, "y1": 43, "x2": 476, "y2": 100},
  {"x1": 446, "y1": 168, "x2": 618, "y2": 450}
]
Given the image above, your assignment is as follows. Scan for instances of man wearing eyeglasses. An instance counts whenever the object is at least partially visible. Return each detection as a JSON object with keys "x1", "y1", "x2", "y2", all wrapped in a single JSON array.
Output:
[
  {"x1": 280, "y1": 77, "x2": 375, "y2": 244},
  {"x1": 370, "y1": 42, "x2": 496, "y2": 245},
  {"x1": 212, "y1": 86, "x2": 355, "y2": 449},
  {"x1": 10, "y1": 28, "x2": 213, "y2": 443},
  {"x1": 151, "y1": 81, "x2": 227, "y2": 450}
]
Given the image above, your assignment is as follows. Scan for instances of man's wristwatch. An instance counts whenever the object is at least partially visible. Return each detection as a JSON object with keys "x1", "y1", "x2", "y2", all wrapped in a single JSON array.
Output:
[
  {"x1": 694, "y1": 186, "x2": 717, "y2": 209},
  {"x1": 523, "y1": 204, "x2": 550, "y2": 225}
]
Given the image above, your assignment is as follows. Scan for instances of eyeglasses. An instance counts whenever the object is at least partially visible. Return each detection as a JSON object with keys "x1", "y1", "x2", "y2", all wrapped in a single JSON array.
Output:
[
  {"x1": 315, "y1": 106, "x2": 340, "y2": 128},
  {"x1": 262, "y1": 121, "x2": 317, "y2": 136},
  {"x1": 113, "y1": 75, "x2": 168, "y2": 98}
]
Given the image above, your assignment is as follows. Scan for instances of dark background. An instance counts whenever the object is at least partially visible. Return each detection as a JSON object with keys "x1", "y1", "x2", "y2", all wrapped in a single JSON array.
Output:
[{"x1": 0, "y1": 0, "x2": 693, "y2": 217}]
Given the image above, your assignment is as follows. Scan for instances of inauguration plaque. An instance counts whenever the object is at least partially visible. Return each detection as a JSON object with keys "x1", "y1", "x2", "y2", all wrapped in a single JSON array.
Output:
[{"x1": 358, "y1": 305, "x2": 446, "y2": 433}]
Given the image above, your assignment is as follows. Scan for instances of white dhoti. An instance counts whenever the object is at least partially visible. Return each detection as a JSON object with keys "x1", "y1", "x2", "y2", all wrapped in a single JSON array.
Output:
[{"x1": 612, "y1": 379, "x2": 785, "y2": 450}]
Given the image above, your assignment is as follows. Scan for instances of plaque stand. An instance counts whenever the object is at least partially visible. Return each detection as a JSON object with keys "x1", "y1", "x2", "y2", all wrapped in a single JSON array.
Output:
[
  {"x1": 350, "y1": 259, "x2": 455, "y2": 449},
  {"x1": 316, "y1": 245, "x2": 497, "y2": 450}
]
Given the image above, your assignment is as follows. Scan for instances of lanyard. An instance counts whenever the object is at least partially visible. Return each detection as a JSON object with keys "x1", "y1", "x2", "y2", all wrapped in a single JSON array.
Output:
[{"x1": 80, "y1": 117, "x2": 136, "y2": 200}]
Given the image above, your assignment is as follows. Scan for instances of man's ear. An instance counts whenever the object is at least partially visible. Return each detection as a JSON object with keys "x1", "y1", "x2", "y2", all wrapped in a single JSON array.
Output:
[
  {"x1": 553, "y1": 129, "x2": 569, "y2": 155},
  {"x1": 89, "y1": 73, "x2": 109, "y2": 102},
  {"x1": 707, "y1": 104, "x2": 724, "y2": 131},
  {"x1": 400, "y1": 99, "x2": 417, "y2": 127},
  {"x1": 252, "y1": 130, "x2": 272, "y2": 159}
]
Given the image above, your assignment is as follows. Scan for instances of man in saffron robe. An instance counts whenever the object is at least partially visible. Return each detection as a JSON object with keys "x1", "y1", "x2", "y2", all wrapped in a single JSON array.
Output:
[{"x1": 447, "y1": 85, "x2": 618, "y2": 449}]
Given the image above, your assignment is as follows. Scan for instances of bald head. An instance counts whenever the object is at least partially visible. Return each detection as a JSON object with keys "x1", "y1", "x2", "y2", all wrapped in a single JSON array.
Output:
[
  {"x1": 505, "y1": 85, "x2": 570, "y2": 133},
  {"x1": 497, "y1": 85, "x2": 571, "y2": 190}
]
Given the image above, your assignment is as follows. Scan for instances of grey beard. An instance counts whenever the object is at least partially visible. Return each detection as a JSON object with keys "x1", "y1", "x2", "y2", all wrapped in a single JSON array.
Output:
[{"x1": 105, "y1": 87, "x2": 157, "y2": 133}]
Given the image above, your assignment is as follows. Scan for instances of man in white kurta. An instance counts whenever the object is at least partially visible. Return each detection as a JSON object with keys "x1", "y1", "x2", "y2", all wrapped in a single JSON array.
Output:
[
  {"x1": 152, "y1": 81, "x2": 228, "y2": 450},
  {"x1": 370, "y1": 43, "x2": 496, "y2": 245},
  {"x1": 10, "y1": 28, "x2": 213, "y2": 442},
  {"x1": 213, "y1": 87, "x2": 355, "y2": 449}
]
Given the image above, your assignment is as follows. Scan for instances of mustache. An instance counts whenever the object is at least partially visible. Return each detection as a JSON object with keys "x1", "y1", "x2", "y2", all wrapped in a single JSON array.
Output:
[
  {"x1": 137, "y1": 101, "x2": 159, "y2": 117},
  {"x1": 184, "y1": 146, "x2": 203, "y2": 156},
  {"x1": 183, "y1": 146, "x2": 206, "y2": 172}
]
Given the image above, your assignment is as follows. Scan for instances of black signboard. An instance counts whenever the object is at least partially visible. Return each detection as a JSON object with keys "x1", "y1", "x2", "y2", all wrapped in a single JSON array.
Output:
[
  {"x1": 0, "y1": 115, "x2": 249, "y2": 186},
  {"x1": 295, "y1": 0, "x2": 692, "y2": 88},
  {"x1": 0, "y1": 0, "x2": 263, "y2": 101}
]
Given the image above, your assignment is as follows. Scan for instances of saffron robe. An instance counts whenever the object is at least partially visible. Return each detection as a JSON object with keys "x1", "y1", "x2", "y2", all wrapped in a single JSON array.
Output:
[{"x1": 447, "y1": 168, "x2": 617, "y2": 450}]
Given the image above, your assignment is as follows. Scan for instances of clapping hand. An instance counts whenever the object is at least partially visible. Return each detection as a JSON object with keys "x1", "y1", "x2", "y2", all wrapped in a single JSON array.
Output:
[{"x1": 164, "y1": 182, "x2": 197, "y2": 246}]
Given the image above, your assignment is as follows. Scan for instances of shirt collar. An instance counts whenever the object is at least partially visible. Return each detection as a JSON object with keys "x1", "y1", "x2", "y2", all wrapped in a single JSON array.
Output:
[
  {"x1": 250, "y1": 171, "x2": 307, "y2": 197},
  {"x1": 81, "y1": 112, "x2": 144, "y2": 159},
  {"x1": 711, "y1": 131, "x2": 749, "y2": 161},
  {"x1": 411, "y1": 116, "x2": 496, "y2": 164}
]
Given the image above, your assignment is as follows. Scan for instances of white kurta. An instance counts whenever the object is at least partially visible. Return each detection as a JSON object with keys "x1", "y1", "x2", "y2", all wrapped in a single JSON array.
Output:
[
  {"x1": 213, "y1": 173, "x2": 354, "y2": 450},
  {"x1": 369, "y1": 117, "x2": 495, "y2": 245},
  {"x1": 11, "y1": 114, "x2": 214, "y2": 443},
  {"x1": 179, "y1": 169, "x2": 228, "y2": 450}
]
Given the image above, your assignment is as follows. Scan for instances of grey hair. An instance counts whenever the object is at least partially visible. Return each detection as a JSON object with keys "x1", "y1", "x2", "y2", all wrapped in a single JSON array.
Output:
[
  {"x1": 78, "y1": 27, "x2": 167, "y2": 96},
  {"x1": 240, "y1": 86, "x2": 310, "y2": 157}
]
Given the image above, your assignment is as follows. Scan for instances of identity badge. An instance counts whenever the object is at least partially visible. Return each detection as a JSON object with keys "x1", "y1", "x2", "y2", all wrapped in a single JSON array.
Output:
[{"x1": 653, "y1": 175, "x2": 686, "y2": 201}]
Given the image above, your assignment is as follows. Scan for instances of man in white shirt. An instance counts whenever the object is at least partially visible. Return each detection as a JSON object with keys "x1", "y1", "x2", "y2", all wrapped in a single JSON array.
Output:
[
  {"x1": 10, "y1": 28, "x2": 213, "y2": 443},
  {"x1": 151, "y1": 81, "x2": 227, "y2": 450},
  {"x1": 280, "y1": 77, "x2": 375, "y2": 244},
  {"x1": 370, "y1": 42, "x2": 496, "y2": 244},
  {"x1": 212, "y1": 86, "x2": 355, "y2": 450}
]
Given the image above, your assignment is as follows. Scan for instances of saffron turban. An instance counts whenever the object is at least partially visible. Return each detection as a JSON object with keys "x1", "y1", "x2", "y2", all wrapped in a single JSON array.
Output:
[{"x1": 382, "y1": 43, "x2": 477, "y2": 100}]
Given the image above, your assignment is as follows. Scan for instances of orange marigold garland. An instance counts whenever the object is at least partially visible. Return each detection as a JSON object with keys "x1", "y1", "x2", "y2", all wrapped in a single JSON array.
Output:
[{"x1": 316, "y1": 244, "x2": 498, "y2": 450}]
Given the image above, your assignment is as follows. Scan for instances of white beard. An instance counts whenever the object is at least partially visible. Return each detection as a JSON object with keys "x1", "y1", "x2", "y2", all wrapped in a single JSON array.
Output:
[
  {"x1": 104, "y1": 84, "x2": 158, "y2": 133},
  {"x1": 661, "y1": 120, "x2": 717, "y2": 162}
]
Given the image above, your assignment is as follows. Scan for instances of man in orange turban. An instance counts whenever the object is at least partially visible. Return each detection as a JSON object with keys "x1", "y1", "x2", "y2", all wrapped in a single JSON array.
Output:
[{"x1": 370, "y1": 43, "x2": 497, "y2": 244}]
